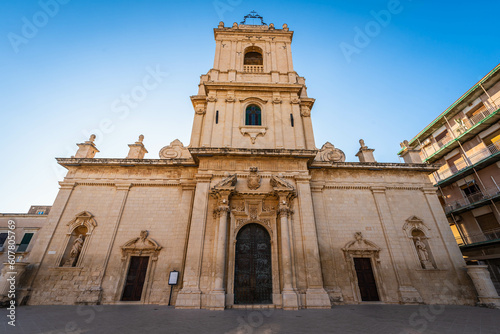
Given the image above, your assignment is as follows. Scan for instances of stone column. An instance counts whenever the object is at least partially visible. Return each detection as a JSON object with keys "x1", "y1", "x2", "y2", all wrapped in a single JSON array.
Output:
[
  {"x1": 277, "y1": 192, "x2": 299, "y2": 310},
  {"x1": 371, "y1": 186, "x2": 423, "y2": 304},
  {"x1": 466, "y1": 265, "x2": 500, "y2": 308},
  {"x1": 176, "y1": 174, "x2": 212, "y2": 309},
  {"x1": 278, "y1": 209, "x2": 298, "y2": 309},
  {"x1": 209, "y1": 190, "x2": 231, "y2": 310},
  {"x1": 295, "y1": 177, "x2": 331, "y2": 308}
]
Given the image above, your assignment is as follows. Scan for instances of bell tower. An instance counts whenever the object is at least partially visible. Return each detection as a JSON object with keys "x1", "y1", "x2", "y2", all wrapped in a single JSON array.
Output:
[{"x1": 189, "y1": 12, "x2": 316, "y2": 150}]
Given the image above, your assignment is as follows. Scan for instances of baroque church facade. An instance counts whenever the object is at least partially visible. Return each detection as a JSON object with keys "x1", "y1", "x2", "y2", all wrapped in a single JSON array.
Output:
[{"x1": 22, "y1": 17, "x2": 478, "y2": 309}]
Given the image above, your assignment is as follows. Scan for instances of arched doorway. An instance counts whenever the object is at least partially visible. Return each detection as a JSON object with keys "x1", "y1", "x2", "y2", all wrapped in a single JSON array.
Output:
[{"x1": 234, "y1": 223, "x2": 272, "y2": 304}]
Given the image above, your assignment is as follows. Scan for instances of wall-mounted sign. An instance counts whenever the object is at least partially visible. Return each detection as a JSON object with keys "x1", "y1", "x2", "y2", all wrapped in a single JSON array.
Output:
[{"x1": 169, "y1": 270, "x2": 179, "y2": 285}]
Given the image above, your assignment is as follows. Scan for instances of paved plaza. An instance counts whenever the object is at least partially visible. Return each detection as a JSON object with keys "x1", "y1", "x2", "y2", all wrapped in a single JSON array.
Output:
[{"x1": 1, "y1": 304, "x2": 499, "y2": 334}]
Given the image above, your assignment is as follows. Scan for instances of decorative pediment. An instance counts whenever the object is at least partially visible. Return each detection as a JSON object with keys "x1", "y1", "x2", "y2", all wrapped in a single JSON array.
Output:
[
  {"x1": 342, "y1": 232, "x2": 380, "y2": 257},
  {"x1": 403, "y1": 216, "x2": 430, "y2": 238},
  {"x1": 159, "y1": 139, "x2": 193, "y2": 159},
  {"x1": 213, "y1": 173, "x2": 237, "y2": 189},
  {"x1": 121, "y1": 230, "x2": 162, "y2": 260},
  {"x1": 239, "y1": 97, "x2": 268, "y2": 104},
  {"x1": 314, "y1": 142, "x2": 346, "y2": 162},
  {"x1": 270, "y1": 175, "x2": 294, "y2": 191},
  {"x1": 67, "y1": 211, "x2": 97, "y2": 233}
]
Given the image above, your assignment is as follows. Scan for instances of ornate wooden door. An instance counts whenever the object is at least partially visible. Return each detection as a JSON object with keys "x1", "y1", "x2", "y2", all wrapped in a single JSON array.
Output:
[
  {"x1": 353, "y1": 257, "x2": 380, "y2": 301},
  {"x1": 121, "y1": 256, "x2": 149, "y2": 301},
  {"x1": 234, "y1": 224, "x2": 272, "y2": 304}
]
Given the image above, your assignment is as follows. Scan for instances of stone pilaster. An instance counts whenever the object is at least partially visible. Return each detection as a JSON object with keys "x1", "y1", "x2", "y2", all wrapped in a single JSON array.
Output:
[
  {"x1": 295, "y1": 177, "x2": 331, "y2": 308},
  {"x1": 371, "y1": 186, "x2": 423, "y2": 304},
  {"x1": 176, "y1": 174, "x2": 212, "y2": 309},
  {"x1": 201, "y1": 97, "x2": 217, "y2": 147},
  {"x1": 24, "y1": 182, "x2": 75, "y2": 296},
  {"x1": 290, "y1": 98, "x2": 305, "y2": 149},
  {"x1": 300, "y1": 99, "x2": 316, "y2": 150}
]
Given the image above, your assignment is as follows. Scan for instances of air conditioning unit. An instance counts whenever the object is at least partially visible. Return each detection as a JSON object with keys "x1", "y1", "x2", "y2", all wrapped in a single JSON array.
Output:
[{"x1": 422, "y1": 138, "x2": 431, "y2": 146}]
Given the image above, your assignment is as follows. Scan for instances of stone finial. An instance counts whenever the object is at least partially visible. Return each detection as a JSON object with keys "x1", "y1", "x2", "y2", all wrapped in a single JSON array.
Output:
[
  {"x1": 399, "y1": 139, "x2": 422, "y2": 164},
  {"x1": 269, "y1": 23, "x2": 275, "y2": 30},
  {"x1": 218, "y1": 21, "x2": 224, "y2": 28},
  {"x1": 355, "y1": 139, "x2": 376, "y2": 163},
  {"x1": 359, "y1": 139, "x2": 367, "y2": 149},
  {"x1": 282, "y1": 23, "x2": 289, "y2": 31},
  {"x1": 74, "y1": 134, "x2": 99, "y2": 159},
  {"x1": 232, "y1": 22, "x2": 238, "y2": 28},
  {"x1": 126, "y1": 135, "x2": 148, "y2": 159}
]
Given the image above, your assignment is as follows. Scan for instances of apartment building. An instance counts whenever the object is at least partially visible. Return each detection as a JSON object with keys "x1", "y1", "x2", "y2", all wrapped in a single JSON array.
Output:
[{"x1": 399, "y1": 64, "x2": 500, "y2": 292}]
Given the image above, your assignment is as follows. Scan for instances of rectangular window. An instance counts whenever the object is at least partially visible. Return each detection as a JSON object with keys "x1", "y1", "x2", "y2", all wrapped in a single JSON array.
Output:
[
  {"x1": 0, "y1": 233, "x2": 7, "y2": 248},
  {"x1": 476, "y1": 213, "x2": 500, "y2": 233},
  {"x1": 16, "y1": 233, "x2": 34, "y2": 252},
  {"x1": 460, "y1": 181, "x2": 483, "y2": 203}
]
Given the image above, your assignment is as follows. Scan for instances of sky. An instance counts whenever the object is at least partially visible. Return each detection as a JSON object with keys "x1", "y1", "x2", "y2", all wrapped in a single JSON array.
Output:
[{"x1": 1, "y1": 0, "x2": 499, "y2": 213}]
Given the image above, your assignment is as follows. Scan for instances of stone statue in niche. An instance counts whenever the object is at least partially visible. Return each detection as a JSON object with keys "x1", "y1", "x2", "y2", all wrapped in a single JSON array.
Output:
[
  {"x1": 414, "y1": 237, "x2": 433, "y2": 269},
  {"x1": 64, "y1": 234, "x2": 84, "y2": 267}
]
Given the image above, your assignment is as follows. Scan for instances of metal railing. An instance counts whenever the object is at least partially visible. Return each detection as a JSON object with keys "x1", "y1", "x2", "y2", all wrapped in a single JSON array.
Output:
[
  {"x1": 421, "y1": 99, "x2": 500, "y2": 158},
  {"x1": 444, "y1": 186, "x2": 500, "y2": 214},
  {"x1": 455, "y1": 227, "x2": 500, "y2": 246},
  {"x1": 243, "y1": 65, "x2": 264, "y2": 73},
  {"x1": 434, "y1": 142, "x2": 500, "y2": 181}
]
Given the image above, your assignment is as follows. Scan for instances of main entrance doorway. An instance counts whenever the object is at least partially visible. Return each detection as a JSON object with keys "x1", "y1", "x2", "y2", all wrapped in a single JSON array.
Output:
[
  {"x1": 234, "y1": 224, "x2": 272, "y2": 304},
  {"x1": 121, "y1": 256, "x2": 149, "y2": 301},
  {"x1": 353, "y1": 257, "x2": 380, "y2": 301}
]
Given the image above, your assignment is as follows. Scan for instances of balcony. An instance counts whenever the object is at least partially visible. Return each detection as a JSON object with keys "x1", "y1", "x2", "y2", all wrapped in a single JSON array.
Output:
[
  {"x1": 455, "y1": 227, "x2": 500, "y2": 247},
  {"x1": 433, "y1": 141, "x2": 500, "y2": 182},
  {"x1": 444, "y1": 186, "x2": 500, "y2": 215},
  {"x1": 243, "y1": 65, "x2": 264, "y2": 73},
  {"x1": 422, "y1": 101, "x2": 500, "y2": 163}
]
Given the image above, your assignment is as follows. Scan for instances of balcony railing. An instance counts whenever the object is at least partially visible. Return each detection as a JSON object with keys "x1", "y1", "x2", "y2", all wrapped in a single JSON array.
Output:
[
  {"x1": 243, "y1": 65, "x2": 264, "y2": 73},
  {"x1": 433, "y1": 142, "x2": 500, "y2": 181},
  {"x1": 421, "y1": 99, "x2": 500, "y2": 158},
  {"x1": 455, "y1": 227, "x2": 500, "y2": 246},
  {"x1": 444, "y1": 186, "x2": 500, "y2": 214}
]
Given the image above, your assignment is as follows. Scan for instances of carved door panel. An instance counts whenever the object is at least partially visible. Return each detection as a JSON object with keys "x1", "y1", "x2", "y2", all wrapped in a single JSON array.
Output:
[
  {"x1": 234, "y1": 224, "x2": 272, "y2": 304},
  {"x1": 121, "y1": 256, "x2": 149, "y2": 301},
  {"x1": 353, "y1": 257, "x2": 380, "y2": 301}
]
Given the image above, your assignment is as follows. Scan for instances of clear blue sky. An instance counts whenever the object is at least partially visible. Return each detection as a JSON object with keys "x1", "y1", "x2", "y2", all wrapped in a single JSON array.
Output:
[{"x1": 1, "y1": 0, "x2": 499, "y2": 212}]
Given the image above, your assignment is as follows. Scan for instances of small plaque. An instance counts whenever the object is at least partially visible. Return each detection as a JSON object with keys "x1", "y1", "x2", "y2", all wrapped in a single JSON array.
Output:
[
  {"x1": 168, "y1": 271, "x2": 179, "y2": 285},
  {"x1": 48, "y1": 251, "x2": 56, "y2": 255}
]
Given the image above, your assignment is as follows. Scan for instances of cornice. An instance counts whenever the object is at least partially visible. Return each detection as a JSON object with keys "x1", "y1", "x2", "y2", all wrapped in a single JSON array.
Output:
[
  {"x1": 309, "y1": 161, "x2": 441, "y2": 172},
  {"x1": 56, "y1": 158, "x2": 198, "y2": 168}
]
